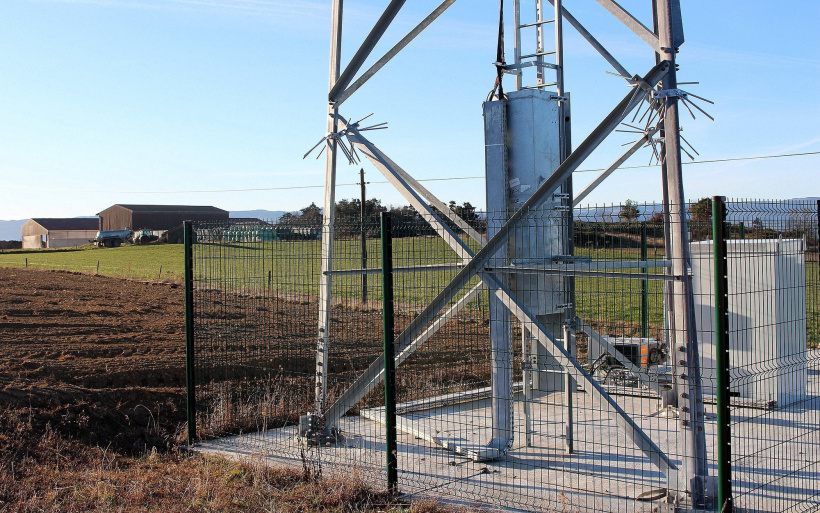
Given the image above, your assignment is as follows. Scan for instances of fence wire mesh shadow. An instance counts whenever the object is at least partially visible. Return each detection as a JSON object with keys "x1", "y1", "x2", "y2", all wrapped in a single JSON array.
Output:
[{"x1": 187, "y1": 199, "x2": 819, "y2": 512}]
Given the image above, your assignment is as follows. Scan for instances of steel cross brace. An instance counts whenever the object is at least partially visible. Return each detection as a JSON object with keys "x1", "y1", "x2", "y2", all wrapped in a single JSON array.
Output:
[
  {"x1": 334, "y1": 0, "x2": 459, "y2": 107},
  {"x1": 323, "y1": 61, "x2": 676, "y2": 475},
  {"x1": 337, "y1": 106, "x2": 675, "y2": 472},
  {"x1": 573, "y1": 125, "x2": 659, "y2": 205},
  {"x1": 592, "y1": 0, "x2": 660, "y2": 51}
]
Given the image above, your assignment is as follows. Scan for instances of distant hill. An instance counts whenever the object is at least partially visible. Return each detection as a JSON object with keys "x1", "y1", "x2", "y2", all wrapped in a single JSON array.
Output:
[
  {"x1": 230, "y1": 210, "x2": 293, "y2": 223},
  {"x1": 0, "y1": 220, "x2": 26, "y2": 241}
]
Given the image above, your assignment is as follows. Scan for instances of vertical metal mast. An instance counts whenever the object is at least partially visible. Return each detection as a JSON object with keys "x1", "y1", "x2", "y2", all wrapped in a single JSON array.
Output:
[
  {"x1": 316, "y1": 0, "x2": 344, "y2": 416},
  {"x1": 655, "y1": 0, "x2": 710, "y2": 505},
  {"x1": 509, "y1": 0, "x2": 571, "y2": 450},
  {"x1": 553, "y1": 0, "x2": 575, "y2": 456},
  {"x1": 535, "y1": 0, "x2": 547, "y2": 86},
  {"x1": 513, "y1": 1, "x2": 523, "y2": 90}
]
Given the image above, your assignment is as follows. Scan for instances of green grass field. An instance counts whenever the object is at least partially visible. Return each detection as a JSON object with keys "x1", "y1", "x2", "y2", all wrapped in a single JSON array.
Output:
[
  {"x1": 2, "y1": 238, "x2": 816, "y2": 347},
  {"x1": 0, "y1": 244, "x2": 185, "y2": 282}
]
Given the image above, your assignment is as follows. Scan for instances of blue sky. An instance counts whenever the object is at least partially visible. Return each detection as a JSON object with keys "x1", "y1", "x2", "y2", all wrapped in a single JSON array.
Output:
[{"x1": 1, "y1": 0, "x2": 818, "y2": 219}]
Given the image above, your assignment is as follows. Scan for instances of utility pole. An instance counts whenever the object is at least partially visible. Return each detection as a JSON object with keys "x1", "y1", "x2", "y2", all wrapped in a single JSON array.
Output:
[{"x1": 359, "y1": 168, "x2": 368, "y2": 304}]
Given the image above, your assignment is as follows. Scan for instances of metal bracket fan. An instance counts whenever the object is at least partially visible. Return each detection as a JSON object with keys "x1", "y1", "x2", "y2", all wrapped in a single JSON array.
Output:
[
  {"x1": 302, "y1": 114, "x2": 389, "y2": 165},
  {"x1": 653, "y1": 88, "x2": 687, "y2": 99}
]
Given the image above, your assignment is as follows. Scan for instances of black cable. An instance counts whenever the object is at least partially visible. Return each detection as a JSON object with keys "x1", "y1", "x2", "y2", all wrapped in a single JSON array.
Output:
[
  {"x1": 496, "y1": 0, "x2": 505, "y2": 99},
  {"x1": 488, "y1": 0, "x2": 506, "y2": 101}
]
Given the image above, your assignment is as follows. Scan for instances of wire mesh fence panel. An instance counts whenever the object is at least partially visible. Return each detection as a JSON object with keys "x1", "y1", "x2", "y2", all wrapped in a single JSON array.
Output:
[
  {"x1": 190, "y1": 218, "x2": 324, "y2": 469},
  {"x1": 719, "y1": 199, "x2": 820, "y2": 512},
  {"x1": 187, "y1": 199, "x2": 819, "y2": 512}
]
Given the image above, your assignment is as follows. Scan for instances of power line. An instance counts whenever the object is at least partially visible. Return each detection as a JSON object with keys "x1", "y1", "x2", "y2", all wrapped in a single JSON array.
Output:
[
  {"x1": 2, "y1": 150, "x2": 818, "y2": 194},
  {"x1": 577, "y1": 150, "x2": 820, "y2": 173}
]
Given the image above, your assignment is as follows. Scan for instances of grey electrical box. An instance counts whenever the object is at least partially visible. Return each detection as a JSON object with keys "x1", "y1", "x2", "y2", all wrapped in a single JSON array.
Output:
[
  {"x1": 483, "y1": 89, "x2": 566, "y2": 316},
  {"x1": 483, "y1": 89, "x2": 569, "y2": 392}
]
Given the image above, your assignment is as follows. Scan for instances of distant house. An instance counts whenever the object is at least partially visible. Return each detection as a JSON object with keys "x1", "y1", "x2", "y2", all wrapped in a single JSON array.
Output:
[
  {"x1": 97, "y1": 205, "x2": 229, "y2": 232},
  {"x1": 21, "y1": 218, "x2": 99, "y2": 249}
]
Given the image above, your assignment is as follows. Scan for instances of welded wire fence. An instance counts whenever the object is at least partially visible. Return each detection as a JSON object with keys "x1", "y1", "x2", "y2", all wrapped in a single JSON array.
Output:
[
  {"x1": 716, "y1": 199, "x2": 819, "y2": 512},
  {"x1": 187, "y1": 199, "x2": 819, "y2": 512}
]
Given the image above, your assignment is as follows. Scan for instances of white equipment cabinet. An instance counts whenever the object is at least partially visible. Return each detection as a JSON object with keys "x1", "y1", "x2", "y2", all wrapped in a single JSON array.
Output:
[{"x1": 690, "y1": 238, "x2": 808, "y2": 407}]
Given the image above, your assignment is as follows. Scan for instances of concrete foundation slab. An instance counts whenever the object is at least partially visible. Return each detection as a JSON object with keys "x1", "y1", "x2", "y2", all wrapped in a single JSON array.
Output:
[{"x1": 195, "y1": 354, "x2": 820, "y2": 512}]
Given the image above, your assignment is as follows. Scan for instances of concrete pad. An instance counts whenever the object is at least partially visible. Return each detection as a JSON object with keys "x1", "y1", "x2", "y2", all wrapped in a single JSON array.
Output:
[{"x1": 196, "y1": 355, "x2": 820, "y2": 512}]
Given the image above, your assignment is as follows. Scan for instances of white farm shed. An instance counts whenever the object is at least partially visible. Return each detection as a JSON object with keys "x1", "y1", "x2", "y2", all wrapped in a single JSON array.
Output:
[{"x1": 21, "y1": 218, "x2": 99, "y2": 249}]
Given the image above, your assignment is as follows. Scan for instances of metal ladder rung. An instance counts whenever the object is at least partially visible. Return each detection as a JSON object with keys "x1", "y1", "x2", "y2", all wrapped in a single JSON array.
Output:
[
  {"x1": 522, "y1": 82, "x2": 558, "y2": 90},
  {"x1": 505, "y1": 61, "x2": 560, "y2": 71},
  {"x1": 519, "y1": 19, "x2": 555, "y2": 29},
  {"x1": 520, "y1": 50, "x2": 556, "y2": 59}
]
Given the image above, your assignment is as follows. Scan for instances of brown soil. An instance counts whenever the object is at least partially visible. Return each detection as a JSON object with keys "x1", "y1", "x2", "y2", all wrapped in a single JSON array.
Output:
[
  {"x1": 0, "y1": 268, "x2": 466, "y2": 511},
  {"x1": 0, "y1": 267, "x2": 186, "y2": 454}
]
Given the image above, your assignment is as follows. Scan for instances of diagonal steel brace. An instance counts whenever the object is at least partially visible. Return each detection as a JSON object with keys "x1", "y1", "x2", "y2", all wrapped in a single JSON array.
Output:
[{"x1": 323, "y1": 61, "x2": 672, "y2": 471}]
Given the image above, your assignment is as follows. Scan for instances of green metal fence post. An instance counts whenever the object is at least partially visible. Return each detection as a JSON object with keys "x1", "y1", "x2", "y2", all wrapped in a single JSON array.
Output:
[
  {"x1": 184, "y1": 220, "x2": 197, "y2": 446},
  {"x1": 640, "y1": 221, "x2": 649, "y2": 339},
  {"x1": 360, "y1": 167, "x2": 368, "y2": 304},
  {"x1": 380, "y1": 212, "x2": 398, "y2": 494},
  {"x1": 712, "y1": 197, "x2": 732, "y2": 512}
]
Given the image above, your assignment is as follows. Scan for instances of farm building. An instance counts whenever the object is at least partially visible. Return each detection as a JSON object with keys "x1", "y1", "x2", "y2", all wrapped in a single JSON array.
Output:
[
  {"x1": 21, "y1": 218, "x2": 99, "y2": 249},
  {"x1": 97, "y1": 204, "x2": 229, "y2": 232}
]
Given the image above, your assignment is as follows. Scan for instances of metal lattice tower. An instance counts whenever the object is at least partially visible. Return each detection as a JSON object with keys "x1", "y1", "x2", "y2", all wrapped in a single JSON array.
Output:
[{"x1": 308, "y1": 0, "x2": 712, "y2": 507}]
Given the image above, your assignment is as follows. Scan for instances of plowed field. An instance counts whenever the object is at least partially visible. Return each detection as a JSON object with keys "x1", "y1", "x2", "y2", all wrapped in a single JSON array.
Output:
[{"x1": 0, "y1": 267, "x2": 186, "y2": 453}]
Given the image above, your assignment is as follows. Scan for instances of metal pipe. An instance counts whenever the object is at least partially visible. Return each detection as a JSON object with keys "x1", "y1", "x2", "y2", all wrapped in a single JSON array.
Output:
[
  {"x1": 485, "y1": 266, "x2": 674, "y2": 281},
  {"x1": 492, "y1": 259, "x2": 672, "y2": 269},
  {"x1": 381, "y1": 212, "x2": 398, "y2": 494},
  {"x1": 328, "y1": 262, "x2": 462, "y2": 276},
  {"x1": 183, "y1": 220, "x2": 196, "y2": 445},
  {"x1": 712, "y1": 195, "x2": 733, "y2": 512}
]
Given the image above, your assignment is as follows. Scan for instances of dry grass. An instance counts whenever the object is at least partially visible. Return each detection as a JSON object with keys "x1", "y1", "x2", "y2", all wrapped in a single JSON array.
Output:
[
  {"x1": 0, "y1": 269, "x2": 472, "y2": 513},
  {"x1": 0, "y1": 407, "x2": 469, "y2": 512}
]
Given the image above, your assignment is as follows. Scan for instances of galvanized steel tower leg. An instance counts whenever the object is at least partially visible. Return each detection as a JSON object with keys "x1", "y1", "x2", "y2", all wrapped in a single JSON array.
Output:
[
  {"x1": 554, "y1": 0, "x2": 575, "y2": 456},
  {"x1": 655, "y1": 0, "x2": 711, "y2": 505},
  {"x1": 485, "y1": 98, "x2": 514, "y2": 453},
  {"x1": 315, "y1": 0, "x2": 344, "y2": 419}
]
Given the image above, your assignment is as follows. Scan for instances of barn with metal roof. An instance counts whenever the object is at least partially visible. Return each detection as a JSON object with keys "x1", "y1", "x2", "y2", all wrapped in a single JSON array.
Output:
[
  {"x1": 21, "y1": 218, "x2": 100, "y2": 249},
  {"x1": 97, "y1": 205, "x2": 229, "y2": 231}
]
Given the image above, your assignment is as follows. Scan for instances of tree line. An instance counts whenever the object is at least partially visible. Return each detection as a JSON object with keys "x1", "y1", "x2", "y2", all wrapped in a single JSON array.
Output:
[
  {"x1": 277, "y1": 197, "x2": 804, "y2": 244},
  {"x1": 277, "y1": 199, "x2": 485, "y2": 238}
]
